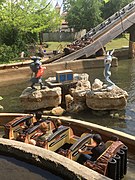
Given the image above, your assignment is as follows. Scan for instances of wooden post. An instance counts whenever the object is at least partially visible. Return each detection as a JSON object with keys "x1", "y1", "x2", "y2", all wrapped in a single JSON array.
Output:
[{"x1": 129, "y1": 24, "x2": 135, "y2": 59}]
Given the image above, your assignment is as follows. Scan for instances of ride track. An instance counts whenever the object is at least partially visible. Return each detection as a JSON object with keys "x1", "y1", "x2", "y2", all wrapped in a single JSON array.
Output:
[{"x1": 55, "y1": 1, "x2": 135, "y2": 63}]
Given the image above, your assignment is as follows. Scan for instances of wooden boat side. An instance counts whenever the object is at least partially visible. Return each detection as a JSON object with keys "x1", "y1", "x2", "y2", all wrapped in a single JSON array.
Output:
[
  {"x1": 0, "y1": 137, "x2": 111, "y2": 180},
  {"x1": 0, "y1": 113, "x2": 134, "y2": 179},
  {"x1": 58, "y1": 116, "x2": 135, "y2": 153},
  {"x1": 0, "y1": 113, "x2": 135, "y2": 152}
]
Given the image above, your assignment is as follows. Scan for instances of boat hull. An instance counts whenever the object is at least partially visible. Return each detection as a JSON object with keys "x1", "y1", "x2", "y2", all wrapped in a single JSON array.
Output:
[{"x1": 0, "y1": 113, "x2": 135, "y2": 180}]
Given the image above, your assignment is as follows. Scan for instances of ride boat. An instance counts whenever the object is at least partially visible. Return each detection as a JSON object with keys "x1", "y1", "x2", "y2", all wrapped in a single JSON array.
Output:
[{"x1": 0, "y1": 113, "x2": 135, "y2": 180}]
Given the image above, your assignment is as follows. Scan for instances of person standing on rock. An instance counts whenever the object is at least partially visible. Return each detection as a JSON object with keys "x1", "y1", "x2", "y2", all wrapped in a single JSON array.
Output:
[{"x1": 30, "y1": 56, "x2": 46, "y2": 89}]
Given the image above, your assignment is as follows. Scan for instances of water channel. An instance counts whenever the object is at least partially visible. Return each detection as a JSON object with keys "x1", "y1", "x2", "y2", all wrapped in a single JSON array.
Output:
[
  {"x1": 0, "y1": 155, "x2": 62, "y2": 180},
  {"x1": 0, "y1": 58, "x2": 135, "y2": 179}
]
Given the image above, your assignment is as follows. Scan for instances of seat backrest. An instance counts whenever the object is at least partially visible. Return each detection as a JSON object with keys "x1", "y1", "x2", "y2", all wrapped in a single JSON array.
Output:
[
  {"x1": 45, "y1": 126, "x2": 70, "y2": 151},
  {"x1": 23, "y1": 119, "x2": 62, "y2": 144},
  {"x1": 6, "y1": 116, "x2": 33, "y2": 139},
  {"x1": 84, "y1": 141, "x2": 124, "y2": 175},
  {"x1": 68, "y1": 133, "x2": 93, "y2": 161}
]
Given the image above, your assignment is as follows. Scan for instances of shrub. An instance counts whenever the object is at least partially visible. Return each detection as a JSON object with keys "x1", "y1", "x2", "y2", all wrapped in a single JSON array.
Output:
[{"x1": 0, "y1": 44, "x2": 14, "y2": 63}]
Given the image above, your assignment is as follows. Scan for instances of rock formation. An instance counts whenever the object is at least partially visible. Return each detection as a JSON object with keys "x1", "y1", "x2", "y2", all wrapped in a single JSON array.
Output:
[
  {"x1": 86, "y1": 85, "x2": 128, "y2": 110},
  {"x1": 20, "y1": 74, "x2": 128, "y2": 113},
  {"x1": 65, "y1": 73, "x2": 91, "y2": 113},
  {"x1": 51, "y1": 106, "x2": 65, "y2": 116},
  {"x1": 20, "y1": 87, "x2": 61, "y2": 111}
]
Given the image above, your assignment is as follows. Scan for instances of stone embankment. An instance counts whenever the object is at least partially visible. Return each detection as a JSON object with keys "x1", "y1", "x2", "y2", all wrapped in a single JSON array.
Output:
[{"x1": 0, "y1": 138, "x2": 110, "y2": 180}]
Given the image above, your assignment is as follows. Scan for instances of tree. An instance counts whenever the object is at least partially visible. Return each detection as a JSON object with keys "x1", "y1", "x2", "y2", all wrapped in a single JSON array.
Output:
[
  {"x1": 101, "y1": 0, "x2": 133, "y2": 19},
  {"x1": 0, "y1": 0, "x2": 61, "y2": 60},
  {"x1": 0, "y1": 0, "x2": 61, "y2": 40},
  {"x1": 63, "y1": 0, "x2": 74, "y2": 12},
  {"x1": 65, "y1": 0, "x2": 103, "y2": 32}
]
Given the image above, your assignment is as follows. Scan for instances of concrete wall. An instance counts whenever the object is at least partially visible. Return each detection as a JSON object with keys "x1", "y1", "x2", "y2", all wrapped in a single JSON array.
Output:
[
  {"x1": 0, "y1": 58, "x2": 118, "y2": 85},
  {"x1": 114, "y1": 48, "x2": 129, "y2": 59},
  {"x1": 43, "y1": 30, "x2": 86, "y2": 42},
  {"x1": 44, "y1": 57, "x2": 118, "y2": 77},
  {"x1": 0, "y1": 138, "x2": 109, "y2": 180},
  {"x1": 43, "y1": 32, "x2": 75, "y2": 42},
  {"x1": 0, "y1": 57, "x2": 118, "y2": 84}
]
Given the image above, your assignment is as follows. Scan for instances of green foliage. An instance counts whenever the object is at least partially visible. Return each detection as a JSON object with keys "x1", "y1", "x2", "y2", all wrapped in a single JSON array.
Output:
[
  {"x1": 0, "y1": 0, "x2": 61, "y2": 62},
  {"x1": 65, "y1": 0, "x2": 103, "y2": 31},
  {"x1": 63, "y1": 0, "x2": 74, "y2": 12},
  {"x1": 0, "y1": 0, "x2": 61, "y2": 33},
  {"x1": 64, "y1": 0, "x2": 133, "y2": 31},
  {"x1": 101, "y1": 0, "x2": 133, "y2": 19},
  {"x1": 0, "y1": 44, "x2": 14, "y2": 63}
]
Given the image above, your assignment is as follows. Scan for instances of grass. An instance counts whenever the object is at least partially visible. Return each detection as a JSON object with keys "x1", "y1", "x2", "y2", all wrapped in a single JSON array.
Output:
[
  {"x1": 105, "y1": 33, "x2": 129, "y2": 50},
  {"x1": 45, "y1": 33, "x2": 129, "y2": 52},
  {"x1": 0, "y1": 34, "x2": 130, "y2": 64},
  {"x1": 45, "y1": 41, "x2": 70, "y2": 52}
]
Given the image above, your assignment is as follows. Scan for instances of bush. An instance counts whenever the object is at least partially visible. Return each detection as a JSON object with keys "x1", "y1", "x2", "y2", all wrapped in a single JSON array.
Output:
[{"x1": 0, "y1": 44, "x2": 15, "y2": 63}]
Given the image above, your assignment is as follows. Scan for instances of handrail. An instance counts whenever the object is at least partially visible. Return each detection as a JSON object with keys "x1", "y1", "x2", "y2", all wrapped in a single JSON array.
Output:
[
  {"x1": 25, "y1": 124, "x2": 41, "y2": 134},
  {"x1": 24, "y1": 119, "x2": 54, "y2": 134}
]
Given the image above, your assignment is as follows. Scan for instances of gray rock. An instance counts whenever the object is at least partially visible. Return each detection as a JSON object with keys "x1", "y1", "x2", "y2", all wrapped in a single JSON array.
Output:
[
  {"x1": 86, "y1": 85, "x2": 128, "y2": 110},
  {"x1": 0, "y1": 105, "x2": 3, "y2": 111},
  {"x1": 20, "y1": 87, "x2": 62, "y2": 110}
]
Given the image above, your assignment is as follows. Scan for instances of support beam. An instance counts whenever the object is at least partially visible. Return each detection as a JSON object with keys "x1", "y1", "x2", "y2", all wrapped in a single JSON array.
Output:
[{"x1": 129, "y1": 24, "x2": 135, "y2": 58}]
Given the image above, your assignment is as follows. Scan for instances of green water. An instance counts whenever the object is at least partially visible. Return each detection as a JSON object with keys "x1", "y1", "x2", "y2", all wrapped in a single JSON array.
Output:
[
  {"x1": 0, "y1": 59, "x2": 135, "y2": 136},
  {"x1": 0, "y1": 59, "x2": 135, "y2": 179}
]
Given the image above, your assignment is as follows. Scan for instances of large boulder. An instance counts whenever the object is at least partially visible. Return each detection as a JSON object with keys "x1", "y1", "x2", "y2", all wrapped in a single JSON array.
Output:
[
  {"x1": 65, "y1": 94, "x2": 86, "y2": 113},
  {"x1": 20, "y1": 87, "x2": 62, "y2": 110},
  {"x1": 86, "y1": 85, "x2": 128, "y2": 110},
  {"x1": 73, "y1": 73, "x2": 91, "y2": 91},
  {"x1": 65, "y1": 73, "x2": 90, "y2": 113},
  {"x1": 92, "y1": 79, "x2": 103, "y2": 91}
]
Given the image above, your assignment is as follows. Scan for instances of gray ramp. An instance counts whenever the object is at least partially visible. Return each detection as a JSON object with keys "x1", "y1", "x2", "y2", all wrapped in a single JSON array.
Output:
[{"x1": 55, "y1": 1, "x2": 135, "y2": 62}]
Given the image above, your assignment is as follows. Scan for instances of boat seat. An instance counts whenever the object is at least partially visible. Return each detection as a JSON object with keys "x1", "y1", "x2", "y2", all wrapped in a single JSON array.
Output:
[
  {"x1": 6, "y1": 115, "x2": 33, "y2": 139},
  {"x1": 68, "y1": 133, "x2": 93, "y2": 161},
  {"x1": 70, "y1": 135, "x2": 80, "y2": 144},
  {"x1": 20, "y1": 120, "x2": 56, "y2": 143},
  {"x1": 57, "y1": 133, "x2": 93, "y2": 161},
  {"x1": 84, "y1": 141, "x2": 124, "y2": 175},
  {"x1": 42, "y1": 126, "x2": 71, "y2": 151}
]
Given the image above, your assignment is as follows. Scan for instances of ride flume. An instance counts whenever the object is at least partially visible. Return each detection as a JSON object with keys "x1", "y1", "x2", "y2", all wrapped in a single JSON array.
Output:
[
  {"x1": 2, "y1": 114, "x2": 130, "y2": 180},
  {"x1": 56, "y1": 1, "x2": 135, "y2": 62}
]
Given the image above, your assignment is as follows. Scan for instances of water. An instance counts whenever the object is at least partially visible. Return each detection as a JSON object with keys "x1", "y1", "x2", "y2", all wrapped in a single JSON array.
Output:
[
  {"x1": 0, "y1": 58, "x2": 135, "y2": 179},
  {"x1": 1, "y1": 59, "x2": 135, "y2": 135},
  {"x1": 0, "y1": 155, "x2": 62, "y2": 180}
]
